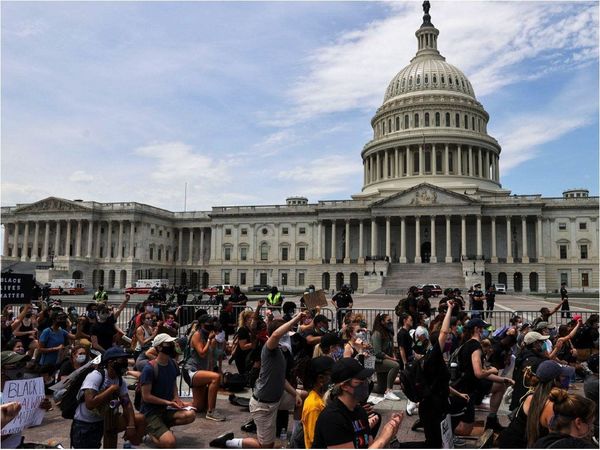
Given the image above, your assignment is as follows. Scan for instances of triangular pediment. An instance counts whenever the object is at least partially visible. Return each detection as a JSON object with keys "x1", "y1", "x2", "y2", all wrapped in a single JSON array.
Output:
[
  {"x1": 15, "y1": 197, "x2": 90, "y2": 213},
  {"x1": 371, "y1": 183, "x2": 475, "y2": 208}
]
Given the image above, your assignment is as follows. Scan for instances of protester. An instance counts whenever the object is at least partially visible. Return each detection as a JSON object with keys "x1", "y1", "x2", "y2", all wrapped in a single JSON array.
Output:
[
  {"x1": 301, "y1": 356, "x2": 334, "y2": 449},
  {"x1": 38, "y1": 311, "x2": 75, "y2": 380},
  {"x1": 371, "y1": 313, "x2": 400, "y2": 400},
  {"x1": 510, "y1": 330, "x2": 550, "y2": 411},
  {"x1": 302, "y1": 314, "x2": 330, "y2": 347},
  {"x1": 332, "y1": 285, "x2": 353, "y2": 329},
  {"x1": 59, "y1": 344, "x2": 90, "y2": 381},
  {"x1": 134, "y1": 311, "x2": 158, "y2": 359}
]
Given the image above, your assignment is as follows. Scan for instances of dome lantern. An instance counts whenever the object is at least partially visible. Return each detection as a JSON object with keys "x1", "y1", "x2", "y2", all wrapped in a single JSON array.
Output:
[{"x1": 413, "y1": 1, "x2": 443, "y2": 62}]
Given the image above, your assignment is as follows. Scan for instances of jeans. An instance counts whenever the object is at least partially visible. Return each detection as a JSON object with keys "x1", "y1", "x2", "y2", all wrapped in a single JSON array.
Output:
[
  {"x1": 375, "y1": 359, "x2": 400, "y2": 390},
  {"x1": 70, "y1": 419, "x2": 103, "y2": 449}
]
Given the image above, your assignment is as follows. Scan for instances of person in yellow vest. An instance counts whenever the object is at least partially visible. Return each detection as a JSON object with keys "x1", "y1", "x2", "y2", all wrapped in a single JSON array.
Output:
[{"x1": 266, "y1": 286, "x2": 283, "y2": 308}]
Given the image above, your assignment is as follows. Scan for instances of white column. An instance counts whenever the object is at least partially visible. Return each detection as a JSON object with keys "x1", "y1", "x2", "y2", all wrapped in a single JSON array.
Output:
[
  {"x1": 491, "y1": 217, "x2": 498, "y2": 263},
  {"x1": 209, "y1": 226, "x2": 216, "y2": 261},
  {"x1": 400, "y1": 148, "x2": 405, "y2": 176},
  {"x1": 521, "y1": 216, "x2": 529, "y2": 262},
  {"x1": 478, "y1": 148, "x2": 483, "y2": 177},
  {"x1": 375, "y1": 153, "x2": 380, "y2": 181},
  {"x1": 127, "y1": 221, "x2": 133, "y2": 259},
  {"x1": 506, "y1": 216, "x2": 513, "y2": 263},
  {"x1": 384, "y1": 150, "x2": 389, "y2": 179},
  {"x1": 468, "y1": 146, "x2": 473, "y2": 176},
  {"x1": 476, "y1": 215, "x2": 482, "y2": 257},
  {"x1": 400, "y1": 217, "x2": 407, "y2": 263},
  {"x1": 66, "y1": 220, "x2": 72, "y2": 258},
  {"x1": 42, "y1": 221, "x2": 50, "y2": 261},
  {"x1": 87, "y1": 221, "x2": 94, "y2": 258},
  {"x1": 96, "y1": 222, "x2": 102, "y2": 258},
  {"x1": 102, "y1": 220, "x2": 112, "y2": 259},
  {"x1": 461, "y1": 215, "x2": 467, "y2": 258},
  {"x1": 432, "y1": 144, "x2": 437, "y2": 175},
  {"x1": 430, "y1": 216, "x2": 437, "y2": 263},
  {"x1": 418, "y1": 145, "x2": 424, "y2": 175},
  {"x1": 457, "y1": 145, "x2": 462, "y2": 175},
  {"x1": 407, "y1": 146, "x2": 412, "y2": 176},
  {"x1": 22, "y1": 222, "x2": 29, "y2": 261},
  {"x1": 317, "y1": 222, "x2": 322, "y2": 260},
  {"x1": 32, "y1": 222, "x2": 40, "y2": 261},
  {"x1": 2, "y1": 224, "x2": 10, "y2": 257},
  {"x1": 414, "y1": 216, "x2": 421, "y2": 263},
  {"x1": 178, "y1": 228, "x2": 183, "y2": 262},
  {"x1": 76, "y1": 220, "x2": 83, "y2": 258},
  {"x1": 363, "y1": 161, "x2": 366, "y2": 186},
  {"x1": 54, "y1": 221, "x2": 61, "y2": 257},
  {"x1": 370, "y1": 219, "x2": 377, "y2": 258},
  {"x1": 320, "y1": 222, "x2": 326, "y2": 260},
  {"x1": 537, "y1": 216, "x2": 544, "y2": 262},
  {"x1": 358, "y1": 220, "x2": 364, "y2": 263},
  {"x1": 445, "y1": 216, "x2": 452, "y2": 263},
  {"x1": 344, "y1": 220, "x2": 350, "y2": 264},
  {"x1": 394, "y1": 148, "x2": 399, "y2": 178},
  {"x1": 385, "y1": 217, "x2": 391, "y2": 259},
  {"x1": 444, "y1": 144, "x2": 449, "y2": 175},
  {"x1": 188, "y1": 228, "x2": 194, "y2": 265},
  {"x1": 330, "y1": 221, "x2": 336, "y2": 264},
  {"x1": 199, "y1": 228, "x2": 204, "y2": 264},
  {"x1": 484, "y1": 150, "x2": 490, "y2": 179},
  {"x1": 11, "y1": 222, "x2": 19, "y2": 257}
]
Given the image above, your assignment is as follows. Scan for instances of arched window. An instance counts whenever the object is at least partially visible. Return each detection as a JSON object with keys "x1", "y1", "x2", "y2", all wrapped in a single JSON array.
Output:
[
  {"x1": 445, "y1": 112, "x2": 450, "y2": 127},
  {"x1": 260, "y1": 243, "x2": 269, "y2": 261},
  {"x1": 464, "y1": 114, "x2": 469, "y2": 129},
  {"x1": 409, "y1": 76, "x2": 413, "y2": 86},
  {"x1": 472, "y1": 117, "x2": 475, "y2": 130},
  {"x1": 424, "y1": 74, "x2": 428, "y2": 84},
  {"x1": 478, "y1": 118, "x2": 482, "y2": 132},
  {"x1": 382, "y1": 121, "x2": 385, "y2": 134},
  {"x1": 449, "y1": 76, "x2": 453, "y2": 85},
  {"x1": 424, "y1": 113, "x2": 430, "y2": 127},
  {"x1": 416, "y1": 75, "x2": 421, "y2": 85},
  {"x1": 433, "y1": 74, "x2": 437, "y2": 84},
  {"x1": 441, "y1": 74, "x2": 445, "y2": 84},
  {"x1": 402, "y1": 78, "x2": 406, "y2": 88},
  {"x1": 435, "y1": 112, "x2": 440, "y2": 127},
  {"x1": 455, "y1": 113, "x2": 460, "y2": 128},
  {"x1": 388, "y1": 118, "x2": 392, "y2": 133},
  {"x1": 404, "y1": 115, "x2": 409, "y2": 129},
  {"x1": 396, "y1": 116, "x2": 400, "y2": 131},
  {"x1": 455, "y1": 77, "x2": 459, "y2": 86},
  {"x1": 414, "y1": 113, "x2": 420, "y2": 128}
]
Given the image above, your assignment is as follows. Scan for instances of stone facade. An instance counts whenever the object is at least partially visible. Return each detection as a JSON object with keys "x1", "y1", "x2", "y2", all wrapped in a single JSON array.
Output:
[{"x1": 1, "y1": 7, "x2": 598, "y2": 294}]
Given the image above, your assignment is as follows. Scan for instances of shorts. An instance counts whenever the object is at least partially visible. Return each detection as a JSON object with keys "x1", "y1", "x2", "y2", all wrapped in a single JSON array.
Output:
[
  {"x1": 145, "y1": 409, "x2": 178, "y2": 439},
  {"x1": 250, "y1": 395, "x2": 281, "y2": 445},
  {"x1": 70, "y1": 419, "x2": 103, "y2": 449}
]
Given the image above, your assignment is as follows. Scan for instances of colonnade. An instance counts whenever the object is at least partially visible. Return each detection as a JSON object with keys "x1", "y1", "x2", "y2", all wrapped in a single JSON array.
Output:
[{"x1": 363, "y1": 144, "x2": 499, "y2": 185}]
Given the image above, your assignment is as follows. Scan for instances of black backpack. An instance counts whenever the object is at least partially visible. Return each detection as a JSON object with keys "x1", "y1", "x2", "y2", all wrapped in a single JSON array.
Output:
[
  {"x1": 221, "y1": 372, "x2": 247, "y2": 392},
  {"x1": 58, "y1": 366, "x2": 122, "y2": 419},
  {"x1": 395, "y1": 298, "x2": 408, "y2": 317},
  {"x1": 447, "y1": 343, "x2": 466, "y2": 387},
  {"x1": 398, "y1": 356, "x2": 430, "y2": 402}
]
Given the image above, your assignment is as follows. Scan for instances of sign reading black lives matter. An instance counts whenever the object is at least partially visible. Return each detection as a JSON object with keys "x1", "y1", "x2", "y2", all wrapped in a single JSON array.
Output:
[{"x1": 1, "y1": 273, "x2": 34, "y2": 304}]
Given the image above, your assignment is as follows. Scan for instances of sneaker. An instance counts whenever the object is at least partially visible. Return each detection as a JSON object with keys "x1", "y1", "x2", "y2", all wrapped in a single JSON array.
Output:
[
  {"x1": 206, "y1": 410, "x2": 227, "y2": 422},
  {"x1": 210, "y1": 432, "x2": 234, "y2": 448},
  {"x1": 384, "y1": 391, "x2": 401, "y2": 401},
  {"x1": 406, "y1": 400, "x2": 419, "y2": 416},
  {"x1": 453, "y1": 437, "x2": 467, "y2": 448}
]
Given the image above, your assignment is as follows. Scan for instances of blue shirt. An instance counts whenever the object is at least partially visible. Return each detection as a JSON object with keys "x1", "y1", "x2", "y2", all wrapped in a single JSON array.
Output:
[
  {"x1": 39, "y1": 327, "x2": 68, "y2": 366},
  {"x1": 139, "y1": 359, "x2": 179, "y2": 415}
]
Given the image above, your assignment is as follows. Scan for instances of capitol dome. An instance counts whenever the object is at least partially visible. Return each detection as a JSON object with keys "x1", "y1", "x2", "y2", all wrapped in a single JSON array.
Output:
[{"x1": 357, "y1": 1, "x2": 505, "y2": 199}]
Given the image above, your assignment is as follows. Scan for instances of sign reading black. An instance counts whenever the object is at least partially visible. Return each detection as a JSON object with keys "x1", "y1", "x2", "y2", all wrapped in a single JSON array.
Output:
[{"x1": 1, "y1": 273, "x2": 34, "y2": 305}]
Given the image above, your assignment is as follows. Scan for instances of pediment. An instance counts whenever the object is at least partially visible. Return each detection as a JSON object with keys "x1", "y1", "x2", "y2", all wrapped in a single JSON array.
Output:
[
  {"x1": 15, "y1": 197, "x2": 90, "y2": 213},
  {"x1": 371, "y1": 183, "x2": 475, "y2": 208}
]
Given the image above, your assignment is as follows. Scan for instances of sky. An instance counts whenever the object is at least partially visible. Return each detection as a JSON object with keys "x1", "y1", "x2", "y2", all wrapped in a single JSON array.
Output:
[{"x1": 2, "y1": 0, "x2": 598, "y2": 212}]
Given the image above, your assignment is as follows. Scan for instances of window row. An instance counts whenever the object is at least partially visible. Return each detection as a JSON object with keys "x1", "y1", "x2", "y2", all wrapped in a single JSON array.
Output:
[
  {"x1": 390, "y1": 72, "x2": 472, "y2": 96},
  {"x1": 558, "y1": 222, "x2": 588, "y2": 231},
  {"x1": 223, "y1": 244, "x2": 308, "y2": 261},
  {"x1": 223, "y1": 226, "x2": 307, "y2": 237},
  {"x1": 376, "y1": 111, "x2": 485, "y2": 138},
  {"x1": 558, "y1": 243, "x2": 590, "y2": 260}
]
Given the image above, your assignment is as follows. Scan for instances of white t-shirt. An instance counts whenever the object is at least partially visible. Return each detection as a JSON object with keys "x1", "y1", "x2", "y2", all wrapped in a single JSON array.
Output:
[
  {"x1": 0, "y1": 392, "x2": 22, "y2": 449},
  {"x1": 74, "y1": 369, "x2": 128, "y2": 423}
]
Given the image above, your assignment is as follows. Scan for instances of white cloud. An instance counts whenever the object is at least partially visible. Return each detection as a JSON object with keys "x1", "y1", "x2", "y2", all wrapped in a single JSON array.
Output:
[
  {"x1": 276, "y1": 155, "x2": 362, "y2": 196},
  {"x1": 68, "y1": 170, "x2": 94, "y2": 183},
  {"x1": 252, "y1": 130, "x2": 298, "y2": 157}
]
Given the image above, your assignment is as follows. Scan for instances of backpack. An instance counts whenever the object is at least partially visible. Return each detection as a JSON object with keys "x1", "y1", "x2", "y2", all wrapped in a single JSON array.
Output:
[
  {"x1": 398, "y1": 356, "x2": 430, "y2": 402},
  {"x1": 134, "y1": 360, "x2": 160, "y2": 411},
  {"x1": 221, "y1": 372, "x2": 247, "y2": 392},
  {"x1": 58, "y1": 366, "x2": 122, "y2": 419},
  {"x1": 126, "y1": 313, "x2": 142, "y2": 340},
  {"x1": 395, "y1": 298, "x2": 408, "y2": 317},
  {"x1": 447, "y1": 343, "x2": 466, "y2": 387}
]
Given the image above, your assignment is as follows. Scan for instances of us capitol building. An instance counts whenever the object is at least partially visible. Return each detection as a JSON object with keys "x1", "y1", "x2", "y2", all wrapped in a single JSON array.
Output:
[{"x1": 2, "y1": 4, "x2": 598, "y2": 294}]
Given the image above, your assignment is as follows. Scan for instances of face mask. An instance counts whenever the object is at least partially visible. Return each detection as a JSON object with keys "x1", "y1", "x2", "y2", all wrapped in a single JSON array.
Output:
[
  {"x1": 57, "y1": 320, "x2": 67, "y2": 328},
  {"x1": 350, "y1": 381, "x2": 369, "y2": 403},
  {"x1": 542, "y1": 341, "x2": 549, "y2": 353},
  {"x1": 331, "y1": 346, "x2": 343, "y2": 360},
  {"x1": 166, "y1": 319, "x2": 174, "y2": 326},
  {"x1": 15, "y1": 347, "x2": 25, "y2": 355},
  {"x1": 161, "y1": 345, "x2": 177, "y2": 358},
  {"x1": 482, "y1": 329, "x2": 490, "y2": 339},
  {"x1": 144, "y1": 318, "x2": 152, "y2": 324},
  {"x1": 360, "y1": 321, "x2": 367, "y2": 329},
  {"x1": 456, "y1": 325, "x2": 463, "y2": 335},
  {"x1": 145, "y1": 305, "x2": 154, "y2": 313},
  {"x1": 76, "y1": 354, "x2": 87, "y2": 364},
  {"x1": 386, "y1": 323, "x2": 394, "y2": 332}
]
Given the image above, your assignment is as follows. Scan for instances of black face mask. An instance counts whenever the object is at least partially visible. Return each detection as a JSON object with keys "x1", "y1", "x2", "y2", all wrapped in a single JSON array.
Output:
[
  {"x1": 57, "y1": 320, "x2": 67, "y2": 328},
  {"x1": 161, "y1": 345, "x2": 177, "y2": 358}
]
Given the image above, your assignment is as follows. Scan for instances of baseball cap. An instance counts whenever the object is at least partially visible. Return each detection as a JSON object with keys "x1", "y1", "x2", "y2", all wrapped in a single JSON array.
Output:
[
  {"x1": 321, "y1": 333, "x2": 342, "y2": 348},
  {"x1": 102, "y1": 346, "x2": 129, "y2": 363},
  {"x1": 1, "y1": 351, "x2": 30, "y2": 366},
  {"x1": 415, "y1": 326, "x2": 429, "y2": 339},
  {"x1": 534, "y1": 321, "x2": 555, "y2": 331},
  {"x1": 309, "y1": 356, "x2": 335, "y2": 375},
  {"x1": 153, "y1": 333, "x2": 177, "y2": 347},
  {"x1": 465, "y1": 318, "x2": 489, "y2": 329},
  {"x1": 331, "y1": 357, "x2": 374, "y2": 383},
  {"x1": 573, "y1": 314, "x2": 582, "y2": 322},
  {"x1": 524, "y1": 331, "x2": 549, "y2": 346},
  {"x1": 536, "y1": 360, "x2": 574, "y2": 383}
]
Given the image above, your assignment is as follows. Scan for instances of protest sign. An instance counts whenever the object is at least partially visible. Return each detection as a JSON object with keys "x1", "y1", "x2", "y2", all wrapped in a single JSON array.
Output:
[
  {"x1": 302, "y1": 289, "x2": 328, "y2": 309},
  {"x1": 440, "y1": 414, "x2": 454, "y2": 449},
  {"x1": 1, "y1": 273, "x2": 33, "y2": 305},
  {"x1": 1, "y1": 377, "x2": 45, "y2": 435}
]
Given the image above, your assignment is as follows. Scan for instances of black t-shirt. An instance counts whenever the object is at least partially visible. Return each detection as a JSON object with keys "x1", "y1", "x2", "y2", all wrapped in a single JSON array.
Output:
[
  {"x1": 91, "y1": 316, "x2": 117, "y2": 350},
  {"x1": 456, "y1": 338, "x2": 482, "y2": 393},
  {"x1": 486, "y1": 291, "x2": 496, "y2": 303},
  {"x1": 59, "y1": 359, "x2": 75, "y2": 378},
  {"x1": 332, "y1": 292, "x2": 353, "y2": 309},
  {"x1": 471, "y1": 290, "x2": 484, "y2": 310},
  {"x1": 423, "y1": 340, "x2": 450, "y2": 403},
  {"x1": 312, "y1": 398, "x2": 370, "y2": 449},
  {"x1": 397, "y1": 328, "x2": 414, "y2": 364}
]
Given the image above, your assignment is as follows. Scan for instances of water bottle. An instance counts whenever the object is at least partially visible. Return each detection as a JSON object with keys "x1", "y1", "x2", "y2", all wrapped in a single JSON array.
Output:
[
  {"x1": 279, "y1": 428, "x2": 288, "y2": 448},
  {"x1": 450, "y1": 362, "x2": 458, "y2": 382},
  {"x1": 123, "y1": 441, "x2": 132, "y2": 449}
]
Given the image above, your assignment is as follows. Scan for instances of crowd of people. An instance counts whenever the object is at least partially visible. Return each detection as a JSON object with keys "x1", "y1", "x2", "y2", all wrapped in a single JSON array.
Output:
[{"x1": 0, "y1": 283, "x2": 598, "y2": 449}]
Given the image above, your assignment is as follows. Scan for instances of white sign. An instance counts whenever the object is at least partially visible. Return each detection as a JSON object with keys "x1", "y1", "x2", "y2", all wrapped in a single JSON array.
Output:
[
  {"x1": 440, "y1": 414, "x2": 454, "y2": 449},
  {"x1": 1, "y1": 377, "x2": 45, "y2": 435}
]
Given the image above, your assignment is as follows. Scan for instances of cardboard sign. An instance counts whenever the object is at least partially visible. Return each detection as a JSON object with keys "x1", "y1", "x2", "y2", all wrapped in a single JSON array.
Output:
[
  {"x1": 302, "y1": 290, "x2": 328, "y2": 309},
  {"x1": 440, "y1": 413, "x2": 454, "y2": 449},
  {"x1": 1, "y1": 273, "x2": 33, "y2": 305},
  {"x1": 1, "y1": 377, "x2": 45, "y2": 435}
]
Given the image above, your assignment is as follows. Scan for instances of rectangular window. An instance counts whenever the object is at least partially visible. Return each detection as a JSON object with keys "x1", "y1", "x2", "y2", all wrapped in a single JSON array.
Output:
[
  {"x1": 133, "y1": 246, "x2": 136, "y2": 257},
  {"x1": 298, "y1": 272, "x2": 305, "y2": 286},
  {"x1": 424, "y1": 151, "x2": 431, "y2": 173},
  {"x1": 240, "y1": 247, "x2": 247, "y2": 261},
  {"x1": 560, "y1": 273, "x2": 568, "y2": 286},
  {"x1": 150, "y1": 229, "x2": 154, "y2": 235},
  {"x1": 282, "y1": 227, "x2": 289, "y2": 235},
  {"x1": 579, "y1": 222, "x2": 587, "y2": 230},
  {"x1": 224, "y1": 247, "x2": 231, "y2": 261},
  {"x1": 149, "y1": 247, "x2": 154, "y2": 260},
  {"x1": 241, "y1": 228, "x2": 248, "y2": 236},
  {"x1": 159, "y1": 230, "x2": 162, "y2": 237},
  {"x1": 260, "y1": 245, "x2": 268, "y2": 261},
  {"x1": 165, "y1": 250, "x2": 169, "y2": 261},
  {"x1": 166, "y1": 231, "x2": 169, "y2": 238},
  {"x1": 559, "y1": 245, "x2": 568, "y2": 259},
  {"x1": 281, "y1": 272, "x2": 288, "y2": 286},
  {"x1": 225, "y1": 228, "x2": 232, "y2": 236},
  {"x1": 224, "y1": 271, "x2": 230, "y2": 284},
  {"x1": 299, "y1": 247, "x2": 306, "y2": 261},
  {"x1": 436, "y1": 151, "x2": 442, "y2": 173},
  {"x1": 580, "y1": 245, "x2": 588, "y2": 259},
  {"x1": 281, "y1": 247, "x2": 289, "y2": 261},
  {"x1": 240, "y1": 272, "x2": 247, "y2": 285},
  {"x1": 558, "y1": 223, "x2": 567, "y2": 231},
  {"x1": 299, "y1": 227, "x2": 306, "y2": 235},
  {"x1": 581, "y1": 273, "x2": 589, "y2": 287},
  {"x1": 157, "y1": 248, "x2": 162, "y2": 261},
  {"x1": 260, "y1": 272, "x2": 268, "y2": 285}
]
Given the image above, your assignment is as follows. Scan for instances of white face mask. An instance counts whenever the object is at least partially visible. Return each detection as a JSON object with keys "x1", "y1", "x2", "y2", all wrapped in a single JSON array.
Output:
[
  {"x1": 279, "y1": 333, "x2": 292, "y2": 354},
  {"x1": 75, "y1": 354, "x2": 87, "y2": 364}
]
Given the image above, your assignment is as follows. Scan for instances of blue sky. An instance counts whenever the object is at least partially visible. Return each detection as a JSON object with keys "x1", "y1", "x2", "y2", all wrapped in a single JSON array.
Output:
[{"x1": 2, "y1": 1, "x2": 598, "y2": 212}]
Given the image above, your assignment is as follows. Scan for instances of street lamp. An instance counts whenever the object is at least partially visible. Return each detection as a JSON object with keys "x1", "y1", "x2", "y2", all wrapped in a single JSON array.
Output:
[
  {"x1": 371, "y1": 261, "x2": 376, "y2": 275},
  {"x1": 472, "y1": 260, "x2": 477, "y2": 275},
  {"x1": 50, "y1": 251, "x2": 55, "y2": 269}
]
